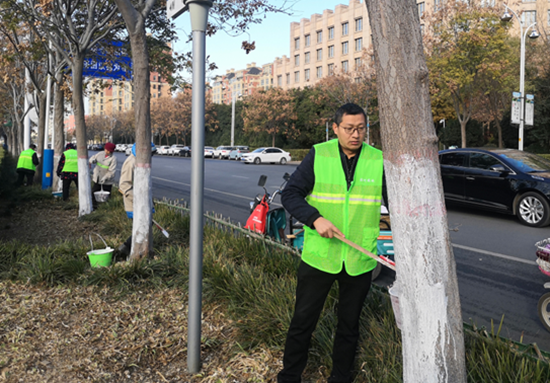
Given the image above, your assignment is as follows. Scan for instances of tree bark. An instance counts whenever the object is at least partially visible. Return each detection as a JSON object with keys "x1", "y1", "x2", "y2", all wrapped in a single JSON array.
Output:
[
  {"x1": 53, "y1": 71, "x2": 65, "y2": 191},
  {"x1": 364, "y1": 1, "x2": 467, "y2": 382},
  {"x1": 113, "y1": 0, "x2": 155, "y2": 260},
  {"x1": 71, "y1": 55, "x2": 93, "y2": 216},
  {"x1": 34, "y1": 91, "x2": 47, "y2": 185}
]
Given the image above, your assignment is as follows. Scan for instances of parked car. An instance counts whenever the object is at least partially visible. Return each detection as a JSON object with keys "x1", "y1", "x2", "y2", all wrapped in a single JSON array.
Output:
[
  {"x1": 125, "y1": 146, "x2": 132, "y2": 156},
  {"x1": 213, "y1": 146, "x2": 235, "y2": 159},
  {"x1": 229, "y1": 148, "x2": 249, "y2": 160},
  {"x1": 91, "y1": 144, "x2": 104, "y2": 151},
  {"x1": 157, "y1": 145, "x2": 171, "y2": 155},
  {"x1": 176, "y1": 146, "x2": 191, "y2": 157},
  {"x1": 241, "y1": 147, "x2": 291, "y2": 165},
  {"x1": 439, "y1": 148, "x2": 550, "y2": 227},
  {"x1": 204, "y1": 146, "x2": 215, "y2": 158},
  {"x1": 168, "y1": 144, "x2": 186, "y2": 156}
]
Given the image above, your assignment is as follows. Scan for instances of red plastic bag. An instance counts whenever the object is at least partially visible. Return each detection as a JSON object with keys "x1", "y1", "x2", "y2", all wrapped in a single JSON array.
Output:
[{"x1": 244, "y1": 195, "x2": 269, "y2": 234}]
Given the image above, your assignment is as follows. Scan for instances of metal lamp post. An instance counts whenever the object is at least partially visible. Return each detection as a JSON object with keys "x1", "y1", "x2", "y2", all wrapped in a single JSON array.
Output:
[
  {"x1": 501, "y1": 4, "x2": 539, "y2": 151},
  {"x1": 230, "y1": 89, "x2": 242, "y2": 147},
  {"x1": 181, "y1": 0, "x2": 213, "y2": 374}
]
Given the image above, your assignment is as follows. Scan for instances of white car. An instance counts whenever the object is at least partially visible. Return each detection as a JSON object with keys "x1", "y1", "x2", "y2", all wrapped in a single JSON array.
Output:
[
  {"x1": 157, "y1": 145, "x2": 171, "y2": 155},
  {"x1": 204, "y1": 146, "x2": 215, "y2": 158},
  {"x1": 213, "y1": 146, "x2": 235, "y2": 159},
  {"x1": 168, "y1": 144, "x2": 185, "y2": 156},
  {"x1": 241, "y1": 147, "x2": 291, "y2": 165}
]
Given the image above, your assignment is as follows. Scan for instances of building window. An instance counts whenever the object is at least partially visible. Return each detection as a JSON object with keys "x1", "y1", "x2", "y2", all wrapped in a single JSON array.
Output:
[
  {"x1": 305, "y1": 34, "x2": 311, "y2": 47},
  {"x1": 294, "y1": 71, "x2": 300, "y2": 83},
  {"x1": 286, "y1": 73, "x2": 290, "y2": 84},
  {"x1": 305, "y1": 69, "x2": 310, "y2": 81},
  {"x1": 355, "y1": 38, "x2": 362, "y2": 52},
  {"x1": 153, "y1": 84, "x2": 156, "y2": 89},
  {"x1": 277, "y1": 75, "x2": 282, "y2": 86},
  {"x1": 342, "y1": 41, "x2": 349, "y2": 55},
  {"x1": 294, "y1": 37, "x2": 300, "y2": 50},
  {"x1": 328, "y1": 26, "x2": 334, "y2": 40},
  {"x1": 305, "y1": 52, "x2": 311, "y2": 64},
  {"x1": 418, "y1": 2, "x2": 425, "y2": 18},
  {"x1": 342, "y1": 60, "x2": 349, "y2": 73},
  {"x1": 420, "y1": 24, "x2": 425, "y2": 34},
  {"x1": 434, "y1": 0, "x2": 441, "y2": 11},
  {"x1": 548, "y1": 10, "x2": 550, "y2": 26},
  {"x1": 295, "y1": 54, "x2": 300, "y2": 66},
  {"x1": 522, "y1": 0, "x2": 536, "y2": 2},
  {"x1": 342, "y1": 22, "x2": 349, "y2": 36},
  {"x1": 316, "y1": 66, "x2": 322, "y2": 78},
  {"x1": 355, "y1": 18, "x2": 363, "y2": 32},
  {"x1": 317, "y1": 48, "x2": 323, "y2": 61},
  {"x1": 317, "y1": 30, "x2": 323, "y2": 44},
  {"x1": 328, "y1": 63, "x2": 334, "y2": 75},
  {"x1": 522, "y1": 10, "x2": 536, "y2": 25},
  {"x1": 354, "y1": 57, "x2": 362, "y2": 70},
  {"x1": 153, "y1": 75, "x2": 156, "y2": 81},
  {"x1": 328, "y1": 45, "x2": 334, "y2": 58}
]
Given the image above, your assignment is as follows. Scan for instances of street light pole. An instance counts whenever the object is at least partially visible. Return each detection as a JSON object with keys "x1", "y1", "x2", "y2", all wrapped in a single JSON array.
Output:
[
  {"x1": 501, "y1": 4, "x2": 539, "y2": 151},
  {"x1": 231, "y1": 90, "x2": 235, "y2": 147}
]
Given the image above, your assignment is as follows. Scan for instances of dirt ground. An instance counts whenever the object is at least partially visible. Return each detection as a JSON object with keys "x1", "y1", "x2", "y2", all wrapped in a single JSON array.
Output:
[{"x1": 0, "y1": 195, "x2": 286, "y2": 383}]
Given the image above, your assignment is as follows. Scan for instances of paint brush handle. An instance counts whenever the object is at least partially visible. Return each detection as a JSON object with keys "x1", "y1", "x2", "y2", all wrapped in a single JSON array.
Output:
[{"x1": 333, "y1": 233, "x2": 396, "y2": 271}]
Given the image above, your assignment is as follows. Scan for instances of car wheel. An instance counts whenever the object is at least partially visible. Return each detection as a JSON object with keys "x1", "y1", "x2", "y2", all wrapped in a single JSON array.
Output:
[
  {"x1": 254, "y1": 157, "x2": 261, "y2": 165},
  {"x1": 538, "y1": 292, "x2": 550, "y2": 332},
  {"x1": 280, "y1": 157, "x2": 287, "y2": 165},
  {"x1": 516, "y1": 192, "x2": 550, "y2": 227}
]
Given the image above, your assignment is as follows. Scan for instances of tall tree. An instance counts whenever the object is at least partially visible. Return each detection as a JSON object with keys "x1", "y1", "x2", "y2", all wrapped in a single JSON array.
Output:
[
  {"x1": 425, "y1": 0, "x2": 511, "y2": 148},
  {"x1": 242, "y1": 87, "x2": 297, "y2": 147},
  {"x1": 365, "y1": 0, "x2": 467, "y2": 382}
]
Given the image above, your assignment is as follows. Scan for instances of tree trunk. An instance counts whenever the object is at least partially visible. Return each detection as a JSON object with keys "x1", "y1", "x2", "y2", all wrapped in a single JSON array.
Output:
[
  {"x1": 53, "y1": 73, "x2": 65, "y2": 191},
  {"x1": 364, "y1": 1, "x2": 467, "y2": 382},
  {"x1": 34, "y1": 91, "x2": 47, "y2": 185},
  {"x1": 115, "y1": 3, "x2": 154, "y2": 260},
  {"x1": 71, "y1": 55, "x2": 93, "y2": 216}
]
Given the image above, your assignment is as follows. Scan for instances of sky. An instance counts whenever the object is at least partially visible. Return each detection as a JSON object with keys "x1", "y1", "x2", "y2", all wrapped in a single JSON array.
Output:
[{"x1": 171, "y1": 0, "x2": 356, "y2": 80}]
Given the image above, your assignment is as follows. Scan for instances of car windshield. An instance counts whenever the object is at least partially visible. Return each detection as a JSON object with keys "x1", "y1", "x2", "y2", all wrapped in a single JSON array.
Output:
[
  {"x1": 495, "y1": 151, "x2": 550, "y2": 173},
  {"x1": 252, "y1": 148, "x2": 265, "y2": 153}
]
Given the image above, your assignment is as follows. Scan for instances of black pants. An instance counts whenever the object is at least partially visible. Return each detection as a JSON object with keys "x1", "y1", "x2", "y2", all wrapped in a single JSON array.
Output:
[
  {"x1": 92, "y1": 183, "x2": 112, "y2": 208},
  {"x1": 278, "y1": 261, "x2": 372, "y2": 383},
  {"x1": 62, "y1": 178, "x2": 78, "y2": 201},
  {"x1": 16, "y1": 170, "x2": 35, "y2": 187}
]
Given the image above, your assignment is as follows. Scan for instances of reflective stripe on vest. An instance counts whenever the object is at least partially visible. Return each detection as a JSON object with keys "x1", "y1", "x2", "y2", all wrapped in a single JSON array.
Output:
[
  {"x1": 17, "y1": 148, "x2": 36, "y2": 171},
  {"x1": 96, "y1": 162, "x2": 109, "y2": 169},
  {"x1": 62, "y1": 149, "x2": 78, "y2": 173},
  {"x1": 302, "y1": 139, "x2": 383, "y2": 276}
]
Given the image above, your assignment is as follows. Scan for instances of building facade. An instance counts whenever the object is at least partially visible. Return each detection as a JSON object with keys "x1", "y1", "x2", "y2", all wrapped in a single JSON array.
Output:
[
  {"x1": 211, "y1": 62, "x2": 268, "y2": 105},
  {"x1": 272, "y1": 0, "x2": 550, "y2": 90}
]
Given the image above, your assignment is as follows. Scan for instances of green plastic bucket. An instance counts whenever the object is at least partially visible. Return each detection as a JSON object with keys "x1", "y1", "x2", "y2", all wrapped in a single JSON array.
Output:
[
  {"x1": 88, "y1": 233, "x2": 113, "y2": 268},
  {"x1": 87, "y1": 248, "x2": 114, "y2": 268}
]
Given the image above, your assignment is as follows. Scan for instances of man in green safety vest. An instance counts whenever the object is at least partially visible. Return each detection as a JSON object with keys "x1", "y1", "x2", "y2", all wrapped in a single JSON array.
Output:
[
  {"x1": 56, "y1": 143, "x2": 78, "y2": 201},
  {"x1": 89, "y1": 142, "x2": 118, "y2": 209},
  {"x1": 16, "y1": 144, "x2": 39, "y2": 187},
  {"x1": 278, "y1": 103, "x2": 387, "y2": 383}
]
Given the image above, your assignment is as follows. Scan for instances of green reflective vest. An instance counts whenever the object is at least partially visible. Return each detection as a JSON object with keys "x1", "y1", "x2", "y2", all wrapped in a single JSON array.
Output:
[
  {"x1": 62, "y1": 149, "x2": 78, "y2": 173},
  {"x1": 17, "y1": 148, "x2": 36, "y2": 171},
  {"x1": 302, "y1": 139, "x2": 383, "y2": 276}
]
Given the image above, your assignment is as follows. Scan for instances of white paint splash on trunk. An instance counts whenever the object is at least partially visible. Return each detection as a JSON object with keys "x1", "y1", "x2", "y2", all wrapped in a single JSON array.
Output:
[
  {"x1": 131, "y1": 166, "x2": 152, "y2": 259},
  {"x1": 78, "y1": 158, "x2": 93, "y2": 217},
  {"x1": 385, "y1": 154, "x2": 465, "y2": 383}
]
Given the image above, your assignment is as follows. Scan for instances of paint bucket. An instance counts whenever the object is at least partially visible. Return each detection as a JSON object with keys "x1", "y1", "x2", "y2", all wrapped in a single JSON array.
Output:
[
  {"x1": 87, "y1": 233, "x2": 113, "y2": 268},
  {"x1": 52, "y1": 191, "x2": 62, "y2": 198},
  {"x1": 94, "y1": 185, "x2": 110, "y2": 203},
  {"x1": 388, "y1": 282, "x2": 402, "y2": 330}
]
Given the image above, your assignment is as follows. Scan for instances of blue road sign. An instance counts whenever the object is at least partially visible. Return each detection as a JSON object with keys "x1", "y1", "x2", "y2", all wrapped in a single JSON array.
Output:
[{"x1": 83, "y1": 40, "x2": 132, "y2": 80}]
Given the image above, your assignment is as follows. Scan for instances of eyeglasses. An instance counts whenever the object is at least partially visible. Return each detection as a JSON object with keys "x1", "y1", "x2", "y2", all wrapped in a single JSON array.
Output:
[{"x1": 339, "y1": 126, "x2": 366, "y2": 135}]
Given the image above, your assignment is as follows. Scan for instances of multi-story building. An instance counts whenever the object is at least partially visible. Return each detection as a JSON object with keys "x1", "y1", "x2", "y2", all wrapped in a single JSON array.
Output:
[
  {"x1": 273, "y1": 0, "x2": 370, "y2": 90},
  {"x1": 88, "y1": 72, "x2": 171, "y2": 116},
  {"x1": 211, "y1": 62, "x2": 269, "y2": 104},
  {"x1": 273, "y1": 0, "x2": 550, "y2": 90}
]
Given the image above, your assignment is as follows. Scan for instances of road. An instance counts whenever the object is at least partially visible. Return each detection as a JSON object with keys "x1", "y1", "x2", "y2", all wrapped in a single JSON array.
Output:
[{"x1": 108, "y1": 151, "x2": 550, "y2": 350}]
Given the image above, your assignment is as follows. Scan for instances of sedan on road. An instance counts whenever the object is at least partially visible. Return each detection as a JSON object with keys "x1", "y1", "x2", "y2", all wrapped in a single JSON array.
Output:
[
  {"x1": 157, "y1": 146, "x2": 171, "y2": 155},
  {"x1": 204, "y1": 146, "x2": 215, "y2": 158},
  {"x1": 228, "y1": 148, "x2": 249, "y2": 160},
  {"x1": 176, "y1": 146, "x2": 191, "y2": 157},
  {"x1": 241, "y1": 147, "x2": 291, "y2": 165},
  {"x1": 439, "y1": 148, "x2": 550, "y2": 227}
]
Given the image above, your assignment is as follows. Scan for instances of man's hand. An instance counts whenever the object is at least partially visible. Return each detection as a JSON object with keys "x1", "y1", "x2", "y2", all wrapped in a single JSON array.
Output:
[{"x1": 313, "y1": 217, "x2": 344, "y2": 239}]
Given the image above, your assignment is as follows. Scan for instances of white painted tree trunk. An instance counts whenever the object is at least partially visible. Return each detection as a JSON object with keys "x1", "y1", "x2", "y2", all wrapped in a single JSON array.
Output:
[
  {"x1": 364, "y1": 1, "x2": 467, "y2": 382},
  {"x1": 132, "y1": 166, "x2": 153, "y2": 258}
]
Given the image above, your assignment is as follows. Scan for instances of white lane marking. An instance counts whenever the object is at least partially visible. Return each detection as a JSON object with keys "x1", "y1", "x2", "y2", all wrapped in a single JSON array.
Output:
[
  {"x1": 152, "y1": 176, "x2": 282, "y2": 207},
  {"x1": 452, "y1": 244, "x2": 536, "y2": 265},
  {"x1": 232, "y1": 175, "x2": 248, "y2": 179}
]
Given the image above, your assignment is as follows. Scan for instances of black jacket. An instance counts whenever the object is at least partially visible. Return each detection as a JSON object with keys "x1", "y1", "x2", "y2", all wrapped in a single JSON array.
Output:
[{"x1": 281, "y1": 145, "x2": 388, "y2": 229}]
